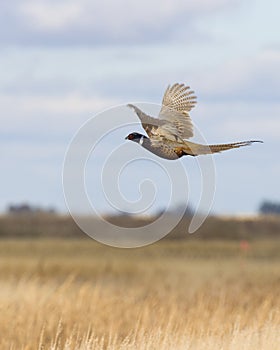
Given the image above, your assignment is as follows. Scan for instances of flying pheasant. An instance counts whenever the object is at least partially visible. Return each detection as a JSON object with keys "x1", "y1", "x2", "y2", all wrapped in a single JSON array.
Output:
[{"x1": 125, "y1": 83, "x2": 262, "y2": 160}]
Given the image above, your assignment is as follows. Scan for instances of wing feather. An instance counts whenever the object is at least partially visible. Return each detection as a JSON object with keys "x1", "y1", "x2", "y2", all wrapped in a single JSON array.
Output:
[
  {"x1": 127, "y1": 103, "x2": 164, "y2": 137},
  {"x1": 159, "y1": 83, "x2": 197, "y2": 139}
]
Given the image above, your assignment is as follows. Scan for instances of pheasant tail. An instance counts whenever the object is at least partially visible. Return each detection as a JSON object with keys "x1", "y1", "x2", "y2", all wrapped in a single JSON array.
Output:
[
  {"x1": 182, "y1": 140, "x2": 263, "y2": 156},
  {"x1": 208, "y1": 140, "x2": 263, "y2": 154}
]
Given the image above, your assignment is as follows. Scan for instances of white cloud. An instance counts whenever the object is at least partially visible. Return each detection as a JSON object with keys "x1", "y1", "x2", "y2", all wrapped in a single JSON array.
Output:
[
  {"x1": 0, "y1": 93, "x2": 118, "y2": 115},
  {"x1": 195, "y1": 101, "x2": 280, "y2": 142},
  {"x1": 0, "y1": 93, "x2": 119, "y2": 136},
  {"x1": 20, "y1": 2, "x2": 83, "y2": 30},
  {"x1": 195, "y1": 49, "x2": 280, "y2": 101},
  {"x1": 0, "y1": 0, "x2": 242, "y2": 45}
]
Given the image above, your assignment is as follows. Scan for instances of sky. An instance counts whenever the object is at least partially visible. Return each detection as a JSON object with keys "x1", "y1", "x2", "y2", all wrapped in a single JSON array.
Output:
[{"x1": 1, "y1": 0, "x2": 280, "y2": 216}]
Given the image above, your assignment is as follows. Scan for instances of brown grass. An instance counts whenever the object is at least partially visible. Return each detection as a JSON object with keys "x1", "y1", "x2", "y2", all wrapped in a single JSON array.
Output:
[{"x1": 0, "y1": 239, "x2": 279, "y2": 349}]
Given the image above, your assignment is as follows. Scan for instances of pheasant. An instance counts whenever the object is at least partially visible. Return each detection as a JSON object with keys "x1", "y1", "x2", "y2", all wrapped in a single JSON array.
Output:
[{"x1": 125, "y1": 83, "x2": 262, "y2": 160}]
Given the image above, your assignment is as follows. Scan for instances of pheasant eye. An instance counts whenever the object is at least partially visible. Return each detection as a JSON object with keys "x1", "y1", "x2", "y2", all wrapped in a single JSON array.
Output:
[{"x1": 128, "y1": 134, "x2": 134, "y2": 140}]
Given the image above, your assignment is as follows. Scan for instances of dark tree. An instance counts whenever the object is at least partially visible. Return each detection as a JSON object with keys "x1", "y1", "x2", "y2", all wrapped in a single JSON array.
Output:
[{"x1": 259, "y1": 201, "x2": 280, "y2": 215}]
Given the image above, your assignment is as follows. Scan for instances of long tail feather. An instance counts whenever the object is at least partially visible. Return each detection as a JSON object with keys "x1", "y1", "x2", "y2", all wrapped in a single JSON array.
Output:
[
  {"x1": 182, "y1": 140, "x2": 263, "y2": 156},
  {"x1": 208, "y1": 140, "x2": 263, "y2": 154}
]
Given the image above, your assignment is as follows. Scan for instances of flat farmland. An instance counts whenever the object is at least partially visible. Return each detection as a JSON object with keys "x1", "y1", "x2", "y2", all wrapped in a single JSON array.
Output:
[{"x1": 0, "y1": 239, "x2": 279, "y2": 349}]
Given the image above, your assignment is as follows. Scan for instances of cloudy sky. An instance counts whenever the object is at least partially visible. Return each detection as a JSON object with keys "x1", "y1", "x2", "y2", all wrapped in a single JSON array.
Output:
[{"x1": 1, "y1": 0, "x2": 280, "y2": 215}]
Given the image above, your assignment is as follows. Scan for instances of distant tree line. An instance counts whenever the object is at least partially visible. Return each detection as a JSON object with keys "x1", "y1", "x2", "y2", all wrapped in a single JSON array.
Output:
[
  {"x1": 259, "y1": 200, "x2": 280, "y2": 215},
  {"x1": 7, "y1": 203, "x2": 56, "y2": 215}
]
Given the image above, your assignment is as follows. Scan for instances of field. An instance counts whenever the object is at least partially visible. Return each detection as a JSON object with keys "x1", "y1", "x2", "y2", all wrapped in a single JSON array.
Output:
[{"x1": 0, "y1": 238, "x2": 279, "y2": 349}]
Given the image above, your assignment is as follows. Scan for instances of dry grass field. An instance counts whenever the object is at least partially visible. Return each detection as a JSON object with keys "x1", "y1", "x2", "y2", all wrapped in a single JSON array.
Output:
[{"x1": 0, "y1": 238, "x2": 279, "y2": 349}]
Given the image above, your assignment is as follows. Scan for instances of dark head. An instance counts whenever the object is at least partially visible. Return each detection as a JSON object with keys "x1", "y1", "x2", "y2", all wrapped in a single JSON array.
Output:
[{"x1": 125, "y1": 132, "x2": 146, "y2": 143}]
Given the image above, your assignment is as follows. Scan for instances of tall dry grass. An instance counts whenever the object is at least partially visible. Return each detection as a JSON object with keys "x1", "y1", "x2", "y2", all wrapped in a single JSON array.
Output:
[{"x1": 0, "y1": 239, "x2": 279, "y2": 349}]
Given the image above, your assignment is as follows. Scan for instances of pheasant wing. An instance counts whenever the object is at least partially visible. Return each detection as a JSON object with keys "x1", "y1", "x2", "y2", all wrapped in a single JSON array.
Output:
[
  {"x1": 127, "y1": 103, "x2": 164, "y2": 138},
  {"x1": 158, "y1": 83, "x2": 197, "y2": 139}
]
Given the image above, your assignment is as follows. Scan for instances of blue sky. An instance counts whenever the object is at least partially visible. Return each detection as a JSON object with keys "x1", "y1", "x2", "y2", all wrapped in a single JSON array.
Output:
[{"x1": 1, "y1": 0, "x2": 280, "y2": 215}]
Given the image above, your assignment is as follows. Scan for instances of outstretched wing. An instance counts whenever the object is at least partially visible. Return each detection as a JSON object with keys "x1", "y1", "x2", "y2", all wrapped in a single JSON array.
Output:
[
  {"x1": 158, "y1": 83, "x2": 197, "y2": 139},
  {"x1": 127, "y1": 103, "x2": 164, "y2": 138},
  {"x1": 128, "y1": 103, "x2": 181, "y2": 142}
]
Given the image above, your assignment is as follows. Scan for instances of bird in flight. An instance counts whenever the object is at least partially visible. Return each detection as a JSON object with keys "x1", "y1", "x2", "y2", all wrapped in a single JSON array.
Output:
[{"x1": 125, "y1": 83, "x2": 262, "y2": 160}]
